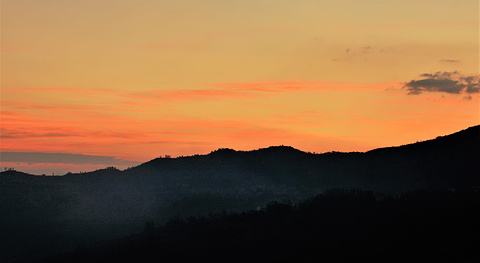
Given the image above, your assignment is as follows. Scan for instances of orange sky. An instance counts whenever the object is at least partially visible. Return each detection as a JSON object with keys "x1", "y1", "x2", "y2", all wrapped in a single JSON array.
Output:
[{"x1": 1, "y1": 0, "x2": 479, "y2": 175}]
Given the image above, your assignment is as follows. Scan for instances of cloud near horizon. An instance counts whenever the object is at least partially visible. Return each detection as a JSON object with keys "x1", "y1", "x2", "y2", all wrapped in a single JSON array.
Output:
[
  {"x1": 403, "y1": 71, "x2": 479, "y2": 95},
  {"x1": 0, "y1": 152, "x2": 140, "y2": 166}
]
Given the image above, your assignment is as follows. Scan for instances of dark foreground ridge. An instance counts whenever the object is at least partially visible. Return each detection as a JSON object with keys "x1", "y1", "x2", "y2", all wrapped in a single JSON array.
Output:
[
  {"x1": 0, "y1": 125, "x2": 479, "y2": 262},
  {"x1": 49, "y1": 189, "x2": 480, "y2": 263}
]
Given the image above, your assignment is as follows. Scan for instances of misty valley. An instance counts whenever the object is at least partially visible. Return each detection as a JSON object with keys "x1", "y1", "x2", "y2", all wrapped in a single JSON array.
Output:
[{"x1": 1, "y1": 126, "x2": 479, "y2": 262}]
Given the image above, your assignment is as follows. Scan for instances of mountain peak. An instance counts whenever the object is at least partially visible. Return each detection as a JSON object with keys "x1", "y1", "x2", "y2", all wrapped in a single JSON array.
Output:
[{"x1": 209, "y1": 148, "x2": 237, "y2": 155}]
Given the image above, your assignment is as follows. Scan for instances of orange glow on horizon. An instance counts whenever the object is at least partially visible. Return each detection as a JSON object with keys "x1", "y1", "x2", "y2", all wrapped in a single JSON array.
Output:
[{"x1": 1, "y1": 0, "x2": 478, "y2": 174}]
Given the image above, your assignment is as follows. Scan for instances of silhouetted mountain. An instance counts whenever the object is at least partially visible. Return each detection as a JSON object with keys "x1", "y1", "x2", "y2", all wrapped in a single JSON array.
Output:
[
  {"x1": 121, "y1": 125, "x2": 479, "y2": 193},
  {"x1": 1, "y1": 125, "x2": 479, "y2": 262},
  {"x1": 0, "y1": 169, "x2": 35, "y2": 179}
]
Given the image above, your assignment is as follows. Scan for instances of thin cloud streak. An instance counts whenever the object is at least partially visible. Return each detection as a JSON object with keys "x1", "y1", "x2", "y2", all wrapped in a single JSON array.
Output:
[
  {"x1": 10, "y1": 87, "x2": 121, "y2": 95},
  {"x1": 5, "y1": 81, "x2": 396, "y2": 108},
  {"x1": 0, "y1": 127, "x2": 142, "y2": 140},
  {"x1": 127, "y1": 81, "x2": 375, "y2": 103},
  {"x1": 205, "y1": 81, "x2": 392, "y2": 93},
  {"x1": 131, "y1": 88, "x2": 266, "y2": 102},
  {"x1": 0, "y1": 152, "x2": 140, "y2": 166}
]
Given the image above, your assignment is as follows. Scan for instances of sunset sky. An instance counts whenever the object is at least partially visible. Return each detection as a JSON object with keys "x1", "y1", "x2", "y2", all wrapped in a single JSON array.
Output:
[{"x1": 1, "y1": 0, "x2": 479, "y2": 175}]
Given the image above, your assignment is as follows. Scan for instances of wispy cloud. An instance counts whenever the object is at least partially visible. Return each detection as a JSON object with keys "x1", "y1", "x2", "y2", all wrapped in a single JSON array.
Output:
[
  {"x1": 0, "y1": 127, "x2": 79, "y2": 139},
  {"x1": 332, "y1": 46, "x2": 394, "y2": 62},
  {"x1": 123, "y1": 81, "x2": 349, "y2": 103},
  {"x1": 0, "y1": 127, "x2": 141, "y2": 140},
  {"x1": 129, "y1": 81, "x2": 395, "y2": 104},
  {"x1": 205, "y1": 81, "x2": 316, "y2": 92},
  {"x1": 6, "y1": 81, "x2": 390, "y2": 107},
  {"x1": 439, "y1": 59, "x2": 459, "y2": 63},
  {"x1": 131, "y1": 88, "x2": 265, "y2": 102},
  {"x1": 10, "y1": 87, "x2": 119, "y2": 95},
  {"x1": 403, "y1": 71, "x2": 479, "y2": 95},
  {"x1": 2, "y1": 100, "x2": 104, "y2": 111},
  {"x1": 205, "y1": 80, "x2": 387, "y2": 93},
  {"x1": 0, "y1": 152, "x2": 139, "y2": 166},
  {"x1": 82, "y1": 80, "x2": 163, "y2": 85}
]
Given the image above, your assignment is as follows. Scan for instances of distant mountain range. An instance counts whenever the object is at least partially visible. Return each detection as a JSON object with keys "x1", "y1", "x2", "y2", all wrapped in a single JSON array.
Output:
[
  {"x1": 127, "y1": 124, "x2": 479, "y2": 193},
  {"x1": 0, "y1": 125, "x2": 479, "y2": 262},
  {"x1": 5, "y1": 125, "x2": 478, "y2": 191}
]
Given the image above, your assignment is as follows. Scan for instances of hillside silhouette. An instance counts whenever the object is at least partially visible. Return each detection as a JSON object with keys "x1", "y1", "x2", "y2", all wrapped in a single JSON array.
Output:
[
  {"x1": 50, "y1": 189, "x2": 480, "y2": 263},
  {"x1": 127, "y1": 125, "x2": 479, "y2": 193},
  {"x1": 0, "y1": 125, "x2": 479, "y2": 262}
]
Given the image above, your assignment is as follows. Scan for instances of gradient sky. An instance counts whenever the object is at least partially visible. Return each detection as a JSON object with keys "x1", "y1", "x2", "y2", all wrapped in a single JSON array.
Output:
[{"x1": 1, "y1": 0, "x2": 479, "y2": 175}]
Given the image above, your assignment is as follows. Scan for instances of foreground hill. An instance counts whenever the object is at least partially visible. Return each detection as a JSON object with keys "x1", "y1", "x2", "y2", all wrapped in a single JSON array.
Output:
[
  {"x1": 0, "y1": 125, "x2": 479, "y2": 262},
  {"x1": 50, "y1": 189, "x2": 480, "y2": 263}
]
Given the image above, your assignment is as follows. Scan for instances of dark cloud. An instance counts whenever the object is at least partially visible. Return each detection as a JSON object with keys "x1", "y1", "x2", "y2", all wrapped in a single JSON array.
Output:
[
  {"x1": 0, "y1": 152, "x2": 140, "y2": 166},
  {"x1": 403, "y1": 71, "x2": 479, "y2": 95}
]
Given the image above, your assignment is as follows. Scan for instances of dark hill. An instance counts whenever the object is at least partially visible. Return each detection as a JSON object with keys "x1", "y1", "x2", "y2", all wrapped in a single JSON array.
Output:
[
  {"x1": 368, "y1": 125, "x2": 479, "y2": 154},
  {"x1": 1, "y1": 125, "x2": 479, "y2": 262},
  {"x1": 3, "y1": 125, "x2": 479, "y2": 197},
  {"x1": 121, "y1": 125, "x2": 479, "y2": 193},
  {"x1": 50, "y1": 189, "x2": 480, "y2": 263},
  {"x1": 0, "y1": 170, "x2": 35, "y2": 178}
]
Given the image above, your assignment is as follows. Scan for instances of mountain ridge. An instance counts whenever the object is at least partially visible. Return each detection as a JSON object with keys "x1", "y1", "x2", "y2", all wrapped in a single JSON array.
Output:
[
  {"x1": 2, "y1": 125, "x2": 478, "y2": 178},
  {"x1": 1, "y1": 125, "x2": 478, "y2": 193},
  {"x1": 1, "y1": 125, "x2": 478, "y2": 263}
]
